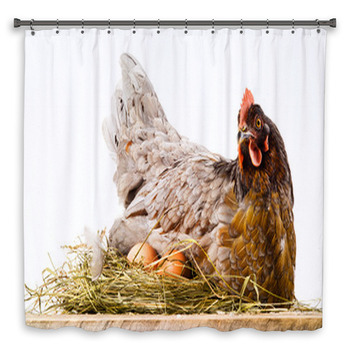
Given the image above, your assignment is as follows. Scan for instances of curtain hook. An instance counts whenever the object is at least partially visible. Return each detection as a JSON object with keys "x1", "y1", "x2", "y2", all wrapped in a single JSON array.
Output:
[
  {"x1": 240, "y1": 19, "x2": 244, "y2": 34},
  {"x1": 291, "y1": 19, "x2": 295, "y2": 34},
  {"x1": 81, "y1": 19, "x2": 84, "y2": 34},
  {"x1": 211, "y1": 19, "x2": 215, "y2": 34},
  {"x1": 56, "y1": 19, "x2": 60, "y2": 34},
  {"x1": 133, "y1": 19, "x2": 136, "y2": 34},
  {"x1": 30, "y1": 19, "x2": 35, "y2": 36},
  {"x1": 157, "y1": 19, "x2": 160, "y2": 34},
  {"x1": 184, "y1": 19, "x2": 188, "y2": 34},
  {"x1": 316, "y1": 19, "x2": 320, "y2": 33},
  {"x1": 107, "y1": 19, "x2": 111, "y2": 34},
  {"x1": 266, "y1": 19, "x2": 269, "y2": 34}
]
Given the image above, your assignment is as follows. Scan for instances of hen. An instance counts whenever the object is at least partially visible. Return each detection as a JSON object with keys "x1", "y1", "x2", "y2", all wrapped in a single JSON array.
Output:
[{"x1": 103, "y1": 53, "x2": 296, "y2": 303}]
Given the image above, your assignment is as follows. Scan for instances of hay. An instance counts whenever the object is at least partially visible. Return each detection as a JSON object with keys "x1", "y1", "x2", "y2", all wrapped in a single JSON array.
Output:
[{"x1": 25, "y1": 230, "x2": 320, "y2": 315}]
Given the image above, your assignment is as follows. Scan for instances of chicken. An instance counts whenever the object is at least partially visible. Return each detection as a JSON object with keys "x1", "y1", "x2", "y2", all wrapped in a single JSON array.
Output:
[{"x1": 103, "y1": 53, "x2": 296, "y2": 303}]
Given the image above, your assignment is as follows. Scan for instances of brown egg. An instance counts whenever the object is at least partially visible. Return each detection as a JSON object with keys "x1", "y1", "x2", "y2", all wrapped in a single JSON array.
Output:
[
  {"x1": 157, "y1": 249, "x2": 190, "y2": 278},
  {"x1": 127, "y1": 242, "x2": 158, "y2": 270}
]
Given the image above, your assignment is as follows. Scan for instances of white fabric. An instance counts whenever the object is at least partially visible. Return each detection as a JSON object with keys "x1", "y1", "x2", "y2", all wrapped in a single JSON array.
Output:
[{"x1": 24, "y1": 28, "x2": 326, "y2": 304}]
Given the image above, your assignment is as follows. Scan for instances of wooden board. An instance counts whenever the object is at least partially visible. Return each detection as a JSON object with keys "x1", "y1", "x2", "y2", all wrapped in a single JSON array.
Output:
[{"x1": 26, "y1": 312, "x2": 322, "y2": 332}]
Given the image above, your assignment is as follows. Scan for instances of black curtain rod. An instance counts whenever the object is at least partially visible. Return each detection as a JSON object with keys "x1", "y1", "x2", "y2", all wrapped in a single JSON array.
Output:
[{"x1": 14, "y1": 18, "x2": 336, "y2": 29}]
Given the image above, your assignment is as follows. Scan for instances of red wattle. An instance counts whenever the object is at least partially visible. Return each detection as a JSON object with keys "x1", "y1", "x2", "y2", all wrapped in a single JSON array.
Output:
[
  {"x1": 238, "y1": 144, "x2": 244, "y2": 169},
  {"x1": 249, "y1": 139, "x2": 262, "y2": 167}
]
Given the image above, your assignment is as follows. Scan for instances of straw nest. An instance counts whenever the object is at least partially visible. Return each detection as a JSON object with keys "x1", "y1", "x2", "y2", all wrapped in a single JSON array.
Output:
[{"x1": 25, "y1": 229, "x2": 320, "y2": 315}]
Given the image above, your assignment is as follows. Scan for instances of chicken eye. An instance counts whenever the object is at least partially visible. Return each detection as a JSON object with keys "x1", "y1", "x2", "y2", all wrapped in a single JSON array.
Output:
[{"x1": 256, "y1": 118, "x2": 262, "y2": 129}]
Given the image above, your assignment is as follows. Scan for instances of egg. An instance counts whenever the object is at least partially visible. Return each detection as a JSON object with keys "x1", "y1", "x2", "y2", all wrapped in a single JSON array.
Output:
[
  {"x1": 157, "y1": 249, "x2": 190, "y2": 278},
  {"x1": 127, "y1": 242, "x2": 158, "y2": 270}
]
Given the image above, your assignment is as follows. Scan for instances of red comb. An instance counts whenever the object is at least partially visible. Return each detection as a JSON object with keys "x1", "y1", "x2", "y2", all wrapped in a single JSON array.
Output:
[{"x1": 239, "y1": 88, "x2": 254, "y2": 129}]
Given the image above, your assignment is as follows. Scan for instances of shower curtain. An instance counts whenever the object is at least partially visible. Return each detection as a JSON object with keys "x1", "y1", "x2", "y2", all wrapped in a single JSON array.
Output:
[{"x1": 24, "y1": 27, "x2": 326, "y2": 330}]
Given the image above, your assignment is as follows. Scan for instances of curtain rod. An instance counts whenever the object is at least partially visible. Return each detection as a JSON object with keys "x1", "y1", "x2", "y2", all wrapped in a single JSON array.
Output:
[{"x1": 14, "y1": 18, "x2": 337, "y2": 29}]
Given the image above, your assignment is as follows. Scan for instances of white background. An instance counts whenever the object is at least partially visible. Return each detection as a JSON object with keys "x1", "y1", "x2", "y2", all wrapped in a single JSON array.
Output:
[{"x1": 0, "y1": 0, "x2": 349, "y2": 348}]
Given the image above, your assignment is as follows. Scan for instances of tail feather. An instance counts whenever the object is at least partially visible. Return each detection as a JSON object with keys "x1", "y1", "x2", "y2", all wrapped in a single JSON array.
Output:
[
  {"x1": 103, "y1": 53, "x2": 203, "y2": 207},
  {"x1": 119, "y1": 53, "x2": 171, "y2": 133},
  {"x1": 103, "y1": 53, "x2": 177, "y2": 156}
]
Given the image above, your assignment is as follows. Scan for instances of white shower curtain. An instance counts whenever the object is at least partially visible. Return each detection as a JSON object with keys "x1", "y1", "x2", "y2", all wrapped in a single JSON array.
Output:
[{"x1": 24, "y1": 28, "x2": 326, "y2": 312}]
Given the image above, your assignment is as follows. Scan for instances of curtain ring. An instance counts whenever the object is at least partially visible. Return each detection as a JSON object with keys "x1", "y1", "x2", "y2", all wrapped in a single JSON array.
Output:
[
  {"x1": 133, "y1": 19, "x2": 136, "y2": 34},
  {"x1": 240, "y1": 19, "x2": 243, "y2": 34},
  {"x1": 107, "y1": 19, "x2": 111, "y2": 34},
  {"x1": 239, "y1": 19, "x2": 243, "y2": 34},
  {"x1": 157, "y1": 19, "x2": 160, "y2": 34},
  {"x1": 316, "y1": 19, "x2": 320, "y2": 33},
  {"x1": 56, "y1": 19, "x2": 60, "y2": 34},
  {"x1": 291, "y1": 19, "x2": 295, "y2": 34},
  {"x1": 184, "y1": 19, "x2": 188, "y2": 34},
  {"x1": 266, "y1": 19, "x2": 269, "y2": 34},
  {"x1": 211, "y1": 19, "x2": 215, "y2": 34},
  {"x1": 81, "y1": 19, "x2": 84, "y2": 34},
  {"x1": 30, "y1": 19, "x2": 35, "y2": 36}
]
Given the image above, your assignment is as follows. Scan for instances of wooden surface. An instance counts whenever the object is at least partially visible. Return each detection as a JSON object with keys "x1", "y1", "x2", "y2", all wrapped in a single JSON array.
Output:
[{"x1": 26, "y1": 312, "x2": 322, "y2": 332}]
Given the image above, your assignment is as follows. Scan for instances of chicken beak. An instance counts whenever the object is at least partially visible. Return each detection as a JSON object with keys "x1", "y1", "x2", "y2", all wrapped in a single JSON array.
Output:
[{"x1": 238, "y1": 130, "x2": 254, "y2": 144}]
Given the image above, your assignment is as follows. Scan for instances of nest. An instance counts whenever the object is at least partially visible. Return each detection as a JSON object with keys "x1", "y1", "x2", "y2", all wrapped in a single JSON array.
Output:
[{"x1": 25, "y1": 230, "x2": 320, "y2": 315}]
